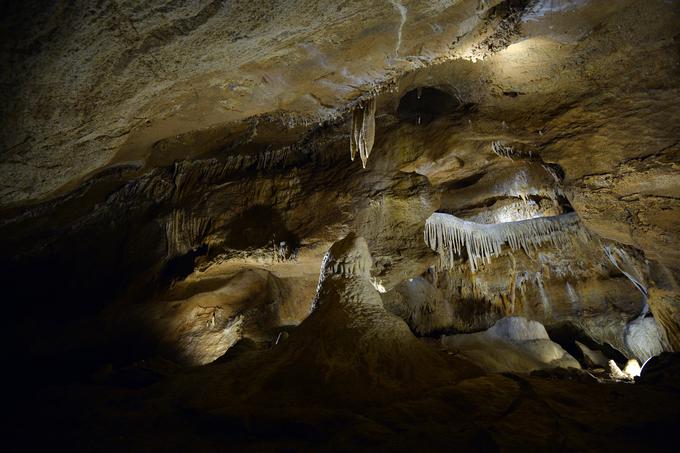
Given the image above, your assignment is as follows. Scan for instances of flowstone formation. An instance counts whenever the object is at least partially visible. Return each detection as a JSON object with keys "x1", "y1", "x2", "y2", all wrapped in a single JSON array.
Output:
[
  {"x1": 272, "y1": 232, "x2": 476, "y2": 396},
  {"x1": 391, "y1": 197, "x2": 664, "y2": 362},
  {"x1": 424, "y1": 211, "x2": 590, "y2": 271}
]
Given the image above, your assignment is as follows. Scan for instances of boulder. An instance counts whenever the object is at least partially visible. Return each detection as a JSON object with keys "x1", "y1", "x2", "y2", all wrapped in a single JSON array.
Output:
[
  {"x1": 442, "y1": 317, "x2": 581, "y2": 374},
  {"x1": 624, "y1": 315, "x2": 666, "y2": 363},
  {"x1": 575, "y1": 341, "x2": 609, "y2": 368}
]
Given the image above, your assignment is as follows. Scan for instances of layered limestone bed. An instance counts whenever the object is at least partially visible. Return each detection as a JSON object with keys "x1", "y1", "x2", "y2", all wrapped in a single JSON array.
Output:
[{"x1": 3, "y1": 0, "x2": 680, "y2": 450}]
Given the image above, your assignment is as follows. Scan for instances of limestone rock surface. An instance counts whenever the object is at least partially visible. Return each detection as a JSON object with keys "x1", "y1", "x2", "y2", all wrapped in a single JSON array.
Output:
[
  {"x1": 575, "y1": 341, "x2": 608, "y2": 368},
  {"x1": 647, "y1": 288, "x2": 680, "y2": 352},
  {"x1": 441, "y1": 316, "x2": 581, "y2": 373}
]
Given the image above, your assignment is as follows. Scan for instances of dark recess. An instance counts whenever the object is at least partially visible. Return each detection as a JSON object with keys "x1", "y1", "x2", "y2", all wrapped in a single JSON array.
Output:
[{"x1": 397, "y1": 87, "x2": 466, "y2": 124}]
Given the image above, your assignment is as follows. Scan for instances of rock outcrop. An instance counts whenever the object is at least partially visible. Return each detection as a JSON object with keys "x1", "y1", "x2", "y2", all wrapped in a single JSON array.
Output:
[
  {"x1": 623, "y1": 315, "x2": 666, "y2": 364},
  {"x1": 441, "y1": 316, "x2": 580, "y2": 373},
  {"x1": 647, "y1": 289, "x2": 680, "y2": 352},
  {"x1": 383, "y1": 231, "x2": 651, "y2": 358},
  {"x1": 575, "y1": 341, "x2": 608, "y2": 368}
]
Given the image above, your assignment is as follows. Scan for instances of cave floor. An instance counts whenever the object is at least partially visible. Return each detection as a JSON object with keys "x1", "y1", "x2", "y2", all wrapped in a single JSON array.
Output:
[{"x1": 13, "y1": 353, "x2": 680, "y2": 452}]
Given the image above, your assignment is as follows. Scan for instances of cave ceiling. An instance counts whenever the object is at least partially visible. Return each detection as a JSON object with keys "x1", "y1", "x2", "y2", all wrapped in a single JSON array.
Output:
[{"x1": 2, "y1": 0, "x2": 678, "y2": 272}]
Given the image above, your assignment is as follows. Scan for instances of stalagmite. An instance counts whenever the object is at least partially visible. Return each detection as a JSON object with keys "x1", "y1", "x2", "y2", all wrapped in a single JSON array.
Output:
[
  {"x1": 424, "y1": 211, "x2": 590, "y2": 272},
  {"x1": 350, "y1": 97, "x2": 377, "y2": 168}
]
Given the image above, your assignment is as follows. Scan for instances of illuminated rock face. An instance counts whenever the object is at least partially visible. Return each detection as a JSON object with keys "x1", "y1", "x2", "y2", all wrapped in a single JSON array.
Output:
[
  {"x1": 181, "y1": 233, "x2": 479, "y2": 405},
  {"x1": 385, "y1": 217, "x2": 657, "y2": 358},
  {"x1": 441, "y1": 316, "x2": 581, "y2": 373},
  {"x1": 2, "y1": 0, "x2": 678, "y2": 279},
  {"x1": 0, "y1": 0, "x2": 519, "y2": 207}
]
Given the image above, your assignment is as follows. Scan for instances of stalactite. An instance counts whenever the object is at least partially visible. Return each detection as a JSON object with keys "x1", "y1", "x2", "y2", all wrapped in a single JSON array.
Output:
[
  {"x1": 491, "y1": 141, "x2": 533, "y2": 160},
  {"x1": 350, "y1": 97, "x2": 377, "y2": 168},
  {"x1": 169, "y1": 143, "x2": 316, "y2": 202},
  {"x1": 424, "y1": 211, "x2": 590, "y2": 272},
  {"x1": 165, "y1": 210, "x2": 211, "y2": 257}
]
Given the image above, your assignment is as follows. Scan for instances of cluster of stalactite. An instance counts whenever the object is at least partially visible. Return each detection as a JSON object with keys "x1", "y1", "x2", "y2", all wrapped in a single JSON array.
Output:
[
  {"x1": 164, "y1": 209, "x2": 212, "y2": 257},
  {"x1": 434, "y1": 265, "x2": 553, "y2": 316},
  {"x1": 424, "y1": 211, "x2": 590, "y2": 272},
  {"x1": 490, "y1": 141, "x2": 565, "y2": 188},
  {"x1": 491, "y1": 141, "x2": 534, "y2": 160},
  {"x1": 173, "y1": 146, "x2": 304, "y2": 183},
  {"x1": 350, "y1": 97, "x2": 377, "y2": 168}
]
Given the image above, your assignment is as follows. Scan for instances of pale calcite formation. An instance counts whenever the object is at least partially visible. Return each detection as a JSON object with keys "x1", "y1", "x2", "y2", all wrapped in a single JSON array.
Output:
[
  {"x1": 441, "y1": 316, "x2": 581, "y2": 373},
  {"x1": 349, "y1": 97, "x2": 377, "y2": 169},
  {"x1": 575, "y1": 341, "x2": 608, "y2": 368}
]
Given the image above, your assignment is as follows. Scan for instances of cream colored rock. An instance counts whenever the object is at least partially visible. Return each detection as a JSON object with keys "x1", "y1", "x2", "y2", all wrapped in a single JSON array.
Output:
[
  {"x1": 575, "y1": 341, "x2": 608, "y2": 368},
  {"x1": 486, "y1": 316, "x2": 551, "y2": 342},
  {"x1": 2, "y1": 1, "x2": 678, "y2": 281},
  {"x1": 138, "y1": 267, "x2": 315, "y2": 366},
  {"x1": 0, "y1": 0, "x2": 507, "y2": 207},
  {"x1": 1, "y1": 0, "x2": 679, "y2": 393},
  {"x1": 441, "y1": 317, "x2": 580, "y2": 374},
  {"x1": 384, "y1": 230, "x2": 647, "y2": 357},
  {"x1": 177, "y1": 233, "x2": 480, "y2": 406},
  {"x1": 623, "y1": 316, "x2": 665, "y2": 364},
  {"x1": 607, "y1": 360, "x2": 631, "y2": 381},
  {"x1": 624, "y1": 359, "x2": 642, "y2": 377}
]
